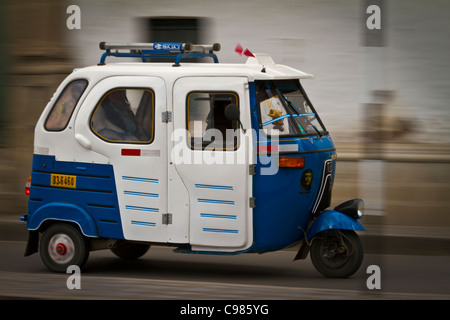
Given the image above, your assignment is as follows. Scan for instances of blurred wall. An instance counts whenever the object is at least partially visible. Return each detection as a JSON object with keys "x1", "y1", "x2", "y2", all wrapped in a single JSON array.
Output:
[
  {"x1": 0, "y1": 0, "x2": 449, "y2": 228},
  {"x1": 65, "y1": 0, "x2": 450, "y2": 144}
]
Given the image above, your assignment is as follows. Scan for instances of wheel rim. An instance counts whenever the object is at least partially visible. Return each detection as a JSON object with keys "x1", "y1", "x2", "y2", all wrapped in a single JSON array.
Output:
[
  {"x1": 319, "y1": 244, "x2": 349, "y2": 268},
  {"x1": 318, "y1": 232, "x2": 352, "y2": 269},
  {"x1": 48, "y1": 233, "x2": 75, "y2": 264}
]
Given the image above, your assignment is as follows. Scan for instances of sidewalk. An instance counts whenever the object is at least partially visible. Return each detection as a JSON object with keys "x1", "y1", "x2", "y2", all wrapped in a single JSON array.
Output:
[
  {"x1": 334, "y1": 142, "x2": 450, "y2": 163},
  {"x1": 1, "y1": 215, "x2": 449, "y2": 256},
  {"x1": 359, "y1": 224, "x2": 450, "y2": 256}
]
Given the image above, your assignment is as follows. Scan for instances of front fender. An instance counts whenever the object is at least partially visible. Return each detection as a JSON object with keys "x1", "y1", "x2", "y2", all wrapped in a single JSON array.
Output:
[
  {"x1": 27, "y1": 202, "x2": 98, "y2": 237},
  {"x1": 307, "y1": 209, "x2": 365, "y2": 240}
]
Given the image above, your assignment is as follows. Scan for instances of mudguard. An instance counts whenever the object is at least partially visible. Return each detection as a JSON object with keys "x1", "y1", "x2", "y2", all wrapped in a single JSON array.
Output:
[
  {"x1": 306, "y1": 209, "x2": 365, "y2": 240},
  {"x1": 27, "y1": 202, "x2": 98, "y2": 237},
  {"x1": 294, "y1": 208, "x2": 365, "y2": 261}
]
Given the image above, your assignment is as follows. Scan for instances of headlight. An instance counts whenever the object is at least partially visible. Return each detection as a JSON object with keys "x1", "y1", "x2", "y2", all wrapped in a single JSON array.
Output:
[
  {"x1": 334, "y1": 198, "x2": 364, "y2": 220},
  {"x1": 357, "y1": 199, "x2": 364, "y2": 218}
]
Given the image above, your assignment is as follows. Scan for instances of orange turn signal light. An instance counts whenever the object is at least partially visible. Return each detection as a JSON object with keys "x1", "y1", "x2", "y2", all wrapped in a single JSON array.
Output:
[{"x1": 279, "y1": 157, "x2": 305, "y2": 168}]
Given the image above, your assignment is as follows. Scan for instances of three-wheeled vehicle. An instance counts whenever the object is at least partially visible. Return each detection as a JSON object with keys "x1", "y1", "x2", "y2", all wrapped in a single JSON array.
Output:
[{"x1": 21, "y1": 42, "x2": 364, "y2": 278}]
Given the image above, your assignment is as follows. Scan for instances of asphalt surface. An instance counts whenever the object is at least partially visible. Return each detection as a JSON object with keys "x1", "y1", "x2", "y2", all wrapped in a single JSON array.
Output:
[
  {"x1": 0, "y1": 217, "x2": 449, "y2": 303},
  {"x1": 1, "y1": 242, "x2": 449, "y2": 300}
]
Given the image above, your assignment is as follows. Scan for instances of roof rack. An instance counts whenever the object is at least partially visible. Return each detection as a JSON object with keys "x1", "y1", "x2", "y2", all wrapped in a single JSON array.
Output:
[{"x1": 98, "y1": 42, "x2": 221, "y2": 66}]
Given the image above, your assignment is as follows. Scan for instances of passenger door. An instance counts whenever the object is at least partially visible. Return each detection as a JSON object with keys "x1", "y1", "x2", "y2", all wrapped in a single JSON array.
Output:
[
  {"x1": 75, "y1": 76, "x2": 168, "y2": 243},
  {"x1": 170, "y1": 77, "x2": 253, "y2": 252}
]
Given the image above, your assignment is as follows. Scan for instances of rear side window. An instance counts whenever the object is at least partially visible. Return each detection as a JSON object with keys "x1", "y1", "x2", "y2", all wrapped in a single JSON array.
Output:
[
  {"x1": 90, "y1": 88, "x2": 155, "y2": 144},
  {"x1": 45, "y1": 79, "x2": 88, "y2": 131},
  {"x1": 187, "y1": 92, "x2": 239, "y2": 150}
]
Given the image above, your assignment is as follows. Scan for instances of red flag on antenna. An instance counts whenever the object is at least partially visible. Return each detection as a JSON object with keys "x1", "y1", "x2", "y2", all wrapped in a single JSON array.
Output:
[
  {"x1": 243, "y1": 48, "x2": 255, "y2": 57},
  {"x1": 235, "y1": 43, "x2": 244, "y2": 55},
  {"x1": 235, "y1": 43, "x2": 255, "y2": 57}
]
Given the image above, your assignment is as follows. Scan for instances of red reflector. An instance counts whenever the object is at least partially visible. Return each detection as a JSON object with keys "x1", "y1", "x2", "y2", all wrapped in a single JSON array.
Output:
[
  {"x1": 279, "y1": 157, "x2": 305, "y2": 168},
  {"x1": 121, "y1": 149, "x2": 141, "y2": 156},
  {"x1": 257, "y1": 144, "x2": 279, "y2": 153},
  {"x1": 25, "y1": 176, "x2": 31, "y2": 195}
]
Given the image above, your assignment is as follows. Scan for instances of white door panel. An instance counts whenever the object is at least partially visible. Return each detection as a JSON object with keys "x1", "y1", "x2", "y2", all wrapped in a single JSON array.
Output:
[
  {"x1": 171, "y1": 77, "x2": 253, "y2": 252},
  {"x1": 75, "y1": 76, "x2": 167, "y2": 242}
]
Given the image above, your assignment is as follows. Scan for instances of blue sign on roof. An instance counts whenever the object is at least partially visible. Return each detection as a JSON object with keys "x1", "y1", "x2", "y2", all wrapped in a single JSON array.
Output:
[{"x1": 153, "y1": 42, "x2": 183, "y2": 51}]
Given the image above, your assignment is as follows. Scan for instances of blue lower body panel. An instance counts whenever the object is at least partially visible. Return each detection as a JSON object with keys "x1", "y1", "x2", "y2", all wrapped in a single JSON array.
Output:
[
  {"x1": 27, "y1": 154, "x2": 123, "y2": 239},
  {"x1": 250, "y1": 134, "x2": 337, "y2": 253}
]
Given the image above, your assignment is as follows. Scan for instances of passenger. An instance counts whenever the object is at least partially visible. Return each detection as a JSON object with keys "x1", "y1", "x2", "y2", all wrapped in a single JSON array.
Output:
[{"x1": 93, "y1": 90, "x2": 140, "y2": 141}]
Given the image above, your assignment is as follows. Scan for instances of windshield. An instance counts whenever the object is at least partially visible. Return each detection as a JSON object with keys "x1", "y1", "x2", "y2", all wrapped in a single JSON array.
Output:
[{"x1": 256, "y1": 80, "x2": 326, "y2": 137}]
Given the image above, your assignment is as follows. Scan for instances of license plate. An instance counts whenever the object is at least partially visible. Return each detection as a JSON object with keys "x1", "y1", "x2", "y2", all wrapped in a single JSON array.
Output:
[{"x1": 50, "y1": 174, "x2": 77, "y2": 189}]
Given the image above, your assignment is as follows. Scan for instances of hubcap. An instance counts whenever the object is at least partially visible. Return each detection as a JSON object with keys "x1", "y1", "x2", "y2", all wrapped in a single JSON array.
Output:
[
  {"x1": 56, "y1": 243, "x2": 67, "y2": 255},
  {"x1": 320, "y1": 232, "x2": 351, "y2": 268},
  {"x1": 48, "y1": 233, "x2": 75, "y2": 264}
]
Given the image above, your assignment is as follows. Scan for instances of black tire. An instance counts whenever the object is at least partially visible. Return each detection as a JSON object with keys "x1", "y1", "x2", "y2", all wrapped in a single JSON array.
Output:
[
  {"x1": 39, "y1": 223, "x2": 90, "y2": 273},
  {"x1": 310, "y1": 229, "x2": 363, "y2": 278},
  {"x1": 110, "y1": 242, "x2": 150, "y2": 259}
]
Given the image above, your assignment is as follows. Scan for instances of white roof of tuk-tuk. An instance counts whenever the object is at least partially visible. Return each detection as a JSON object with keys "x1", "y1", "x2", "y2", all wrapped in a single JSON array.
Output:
[{"x1": 72, "y1": 54, "x2": 314, "y2": 82}]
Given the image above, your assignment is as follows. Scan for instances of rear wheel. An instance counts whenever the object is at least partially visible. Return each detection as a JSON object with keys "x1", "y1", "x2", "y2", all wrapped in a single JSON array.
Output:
[
  {"x1": 40, "y1": 223, "x2": 90, "y2": 273},
  {"x1": 310, "y1": 229, "x2": 363, "y2": 278},
  {"x1": 110, "y1": 242, "x2": 150, "y2": 259}
]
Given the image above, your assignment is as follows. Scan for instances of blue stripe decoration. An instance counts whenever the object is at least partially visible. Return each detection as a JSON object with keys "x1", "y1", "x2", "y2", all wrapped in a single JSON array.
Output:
[
  {"x1": 125, "y1": 205, "x2": 159, "y2": 212},
  {"x1": 200, "y1": 213, "x2": 237, "y2": 220},
  {"x1": 124, "y1": 190, "x2": 159, "y2": 198},
  {"x1": 131, "y1": 220, "x2": 156, "y2": 227},
  {"x1": 195, "y1": 184, "x2": 234, "y2": 191},
  {"x1": 122, "y1": 176, "x2": 159, "y2": 184},
  {"x1": 198, "y1": 199, "x2": 235, "y2": 205},
  {"x1": 203, "y1": 228, "x2": 238, "y2": 234}
]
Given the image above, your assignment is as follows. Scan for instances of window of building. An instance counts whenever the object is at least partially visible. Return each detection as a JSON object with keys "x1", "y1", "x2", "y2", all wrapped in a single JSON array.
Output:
[
  {"x1": 90, "y1": 88, "x2": 154, "y2": 144},
  {"x1": 45, "y1": 79, "x2": 88, "y2": 131},
  {"x1": 143, "y1": 17, "x2": 207, "y2": 62}
]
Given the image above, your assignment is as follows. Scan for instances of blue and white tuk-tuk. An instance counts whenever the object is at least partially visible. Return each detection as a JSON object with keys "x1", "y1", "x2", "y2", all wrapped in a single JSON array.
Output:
[{"x1": 22, "y1": 42, "x2": 364, "y2": 278}]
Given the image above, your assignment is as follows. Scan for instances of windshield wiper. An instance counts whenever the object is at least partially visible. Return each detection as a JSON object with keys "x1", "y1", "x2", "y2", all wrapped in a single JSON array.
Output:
[
  {"x1": 275, "y1": 88, "x2": 323, "y2": 137},
  {"x1": 262, "y1": 113, "x2": 315, "y2": 127}
]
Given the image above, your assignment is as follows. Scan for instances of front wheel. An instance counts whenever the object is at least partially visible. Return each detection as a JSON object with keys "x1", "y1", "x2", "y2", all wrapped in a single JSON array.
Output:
[
  {"x1": 40, "y1": 223, "x2": 90, "y2": 273},
  {"x1": 310, "y1": 229, "x2": 363, "y2": 278}
]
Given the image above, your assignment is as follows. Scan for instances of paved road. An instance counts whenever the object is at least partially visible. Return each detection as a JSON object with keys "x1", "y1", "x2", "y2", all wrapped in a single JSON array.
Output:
[{"x1": 0, "y1": 241, "x2": 449, "y2": 301}]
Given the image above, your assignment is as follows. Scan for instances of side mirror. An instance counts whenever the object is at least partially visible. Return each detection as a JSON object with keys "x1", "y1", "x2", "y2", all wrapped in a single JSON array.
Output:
[{"x1": 224, "y1": 104, "x2": 240, "y2": 121}]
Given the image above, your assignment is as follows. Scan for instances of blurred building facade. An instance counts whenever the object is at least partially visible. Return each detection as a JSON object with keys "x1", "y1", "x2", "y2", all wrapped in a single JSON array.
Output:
[
  {"x1": 1, "y1": 0, "x2": 74, "y2": 215},
  {"x1": 1, "y1": 0, "x2": 449, "y2": 227}
]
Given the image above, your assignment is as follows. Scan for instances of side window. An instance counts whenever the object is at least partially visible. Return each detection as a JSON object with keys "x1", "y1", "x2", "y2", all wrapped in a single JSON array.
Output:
[
  {"x1": 90, "y1": 88, "x2": 154, "y2": 143},
  {"x1": 187, "y1": 92, "x2": 239, "y2": 150},
  {"x1": 45, "y1": 79, "x2": 88, "y2": 131}
]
